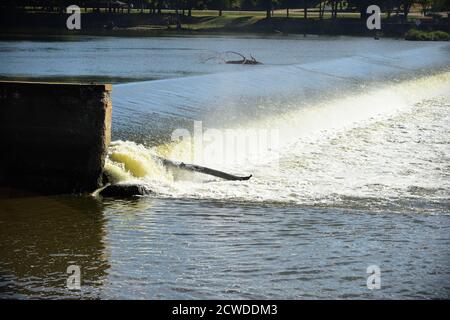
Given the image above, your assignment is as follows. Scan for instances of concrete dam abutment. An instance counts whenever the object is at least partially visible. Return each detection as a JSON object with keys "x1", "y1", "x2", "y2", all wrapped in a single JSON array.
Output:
[{"x1": 0, "y1": 81, "x2": 112, "y2": 195}]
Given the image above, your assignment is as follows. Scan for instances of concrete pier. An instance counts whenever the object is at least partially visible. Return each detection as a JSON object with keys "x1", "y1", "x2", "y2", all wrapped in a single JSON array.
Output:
[{"x1": 0, "y1": 81, "x2": 112, "y2": 194}]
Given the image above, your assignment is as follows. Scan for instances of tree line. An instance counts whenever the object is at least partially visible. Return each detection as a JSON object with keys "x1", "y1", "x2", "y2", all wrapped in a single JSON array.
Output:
[{"x1": 2, "y1": 0, "x2": 449, "y2": 20}]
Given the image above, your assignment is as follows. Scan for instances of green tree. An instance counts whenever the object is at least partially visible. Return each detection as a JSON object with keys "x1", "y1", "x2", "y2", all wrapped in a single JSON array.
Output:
[
  {"x1": 280, "y1": 0, "x2": 311, "y2": 18},
  {"x1": 280, "y1": 0, "x2": 296, "y2": 17},
  {"x1": 430, "y1": 0, "x2": 450, "y2": 11},
  {"x1": 418, "y1": 0, "x2": 432, "y2": 14},
  {"x1": 347, "y1": 0, "x2": 383, "y2": 20},
  {"x1": 241, "y1": 0, "x2": 258, "y2": 10},
  {"x1": 400, "y1": 0, "x2": 414, "y2": 20},
  {"x1": 208, "y1": 0, "x2": 228, "y2": 15},
  {"x1": 262, "y1": 0, "x2": 272, "y2": 18}
]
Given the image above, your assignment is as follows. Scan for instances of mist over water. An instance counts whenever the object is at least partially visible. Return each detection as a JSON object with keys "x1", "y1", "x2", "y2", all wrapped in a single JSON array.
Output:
[
  {"x1": 1, "y1": 36, "x2": 450, "y2": 299},
  {"x1": 108, "y1": 48, "x2": 450, "y2": 214}
]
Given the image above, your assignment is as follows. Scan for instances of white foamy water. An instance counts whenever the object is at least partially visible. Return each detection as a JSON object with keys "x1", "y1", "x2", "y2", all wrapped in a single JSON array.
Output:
[{"x1": 106, "y1": 71, "x2": 450, "y2": 212}]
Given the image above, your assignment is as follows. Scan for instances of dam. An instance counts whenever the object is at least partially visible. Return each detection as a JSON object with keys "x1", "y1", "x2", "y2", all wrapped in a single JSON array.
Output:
[
  {"x1": 0, "y1": 81, "x2": 112, "y2": 194},
  {"x1": 1, "y1": 43, "x2": 449, "y2": 196},
  {"x1": 1, "y1": 36, "x2": 449, "y2": 299}
]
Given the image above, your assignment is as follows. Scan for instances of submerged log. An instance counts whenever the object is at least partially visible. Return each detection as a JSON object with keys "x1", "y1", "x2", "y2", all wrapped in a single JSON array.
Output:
[
  {"x1": 203, "y1": 51, "x2": 262, "y2": 65},
  {"x1": 98, "y1": 158, "x2": 251, "y2": 198},
  {"x1": 226, "y1": 58, "x2": 261, "y2": 65},
  {"x1": 224, "y1": 52, "x2": 262, "y2": 65},
  {"x1": 99, "y1": 183, "x2": 152, "y2": 198},
  {"x1": 158, "y1": 157, "x2": 252, "y2": 181}
]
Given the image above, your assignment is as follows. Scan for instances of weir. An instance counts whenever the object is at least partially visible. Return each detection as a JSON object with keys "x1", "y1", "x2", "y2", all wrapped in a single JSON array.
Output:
[
  {"x1": 1, "y1": 46, "x2": 449, "y2": 195},
  {"x1": 111, "y1": 45, "x2": 450, "y2": 144},
  {"x1": 0, "y1": 81, "x2": 112, "y2": 194},
  {"x1": 104, "y1": 45, "x2": 450, "y2": 195}
]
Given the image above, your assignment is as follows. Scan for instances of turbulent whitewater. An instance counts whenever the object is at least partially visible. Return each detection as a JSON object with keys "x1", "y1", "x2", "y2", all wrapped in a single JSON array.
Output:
[{"x1": 106, "y1": 47, "x2": 450, "y2": 213}]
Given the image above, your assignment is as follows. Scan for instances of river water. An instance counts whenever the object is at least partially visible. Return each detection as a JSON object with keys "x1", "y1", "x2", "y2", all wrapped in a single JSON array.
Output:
[{"x1": 0, "y1": 35, "x2": 449, "y2": 299}]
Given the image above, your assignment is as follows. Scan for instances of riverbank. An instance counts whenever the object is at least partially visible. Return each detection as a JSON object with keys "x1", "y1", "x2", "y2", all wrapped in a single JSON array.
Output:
[
  {"x1": 405, "y1": 28, "x2": 450, "y2": 40},
  {"x1": 1, "y1": 11, "x2": 449, "y2": 38}
]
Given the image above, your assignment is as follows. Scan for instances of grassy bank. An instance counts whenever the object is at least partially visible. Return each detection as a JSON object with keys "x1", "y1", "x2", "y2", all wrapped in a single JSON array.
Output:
[
  {"x1": 0, "y1": 11, "x2": 449, "y2": 38},
  {"x1": 405, "y1": 29, "x2": 450, "y2": 41}
]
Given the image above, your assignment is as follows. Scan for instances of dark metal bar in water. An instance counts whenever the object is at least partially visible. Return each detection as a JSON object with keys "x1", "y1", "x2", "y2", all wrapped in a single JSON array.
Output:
[{"x1": 157, "y1": 157, "x2": 252, "y2": 181}]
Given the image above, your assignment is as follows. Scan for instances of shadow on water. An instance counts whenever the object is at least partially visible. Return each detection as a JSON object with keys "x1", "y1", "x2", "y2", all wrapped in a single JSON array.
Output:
[{"x1": 0, "y1": 190, "x2": 110, "y2": 299}]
